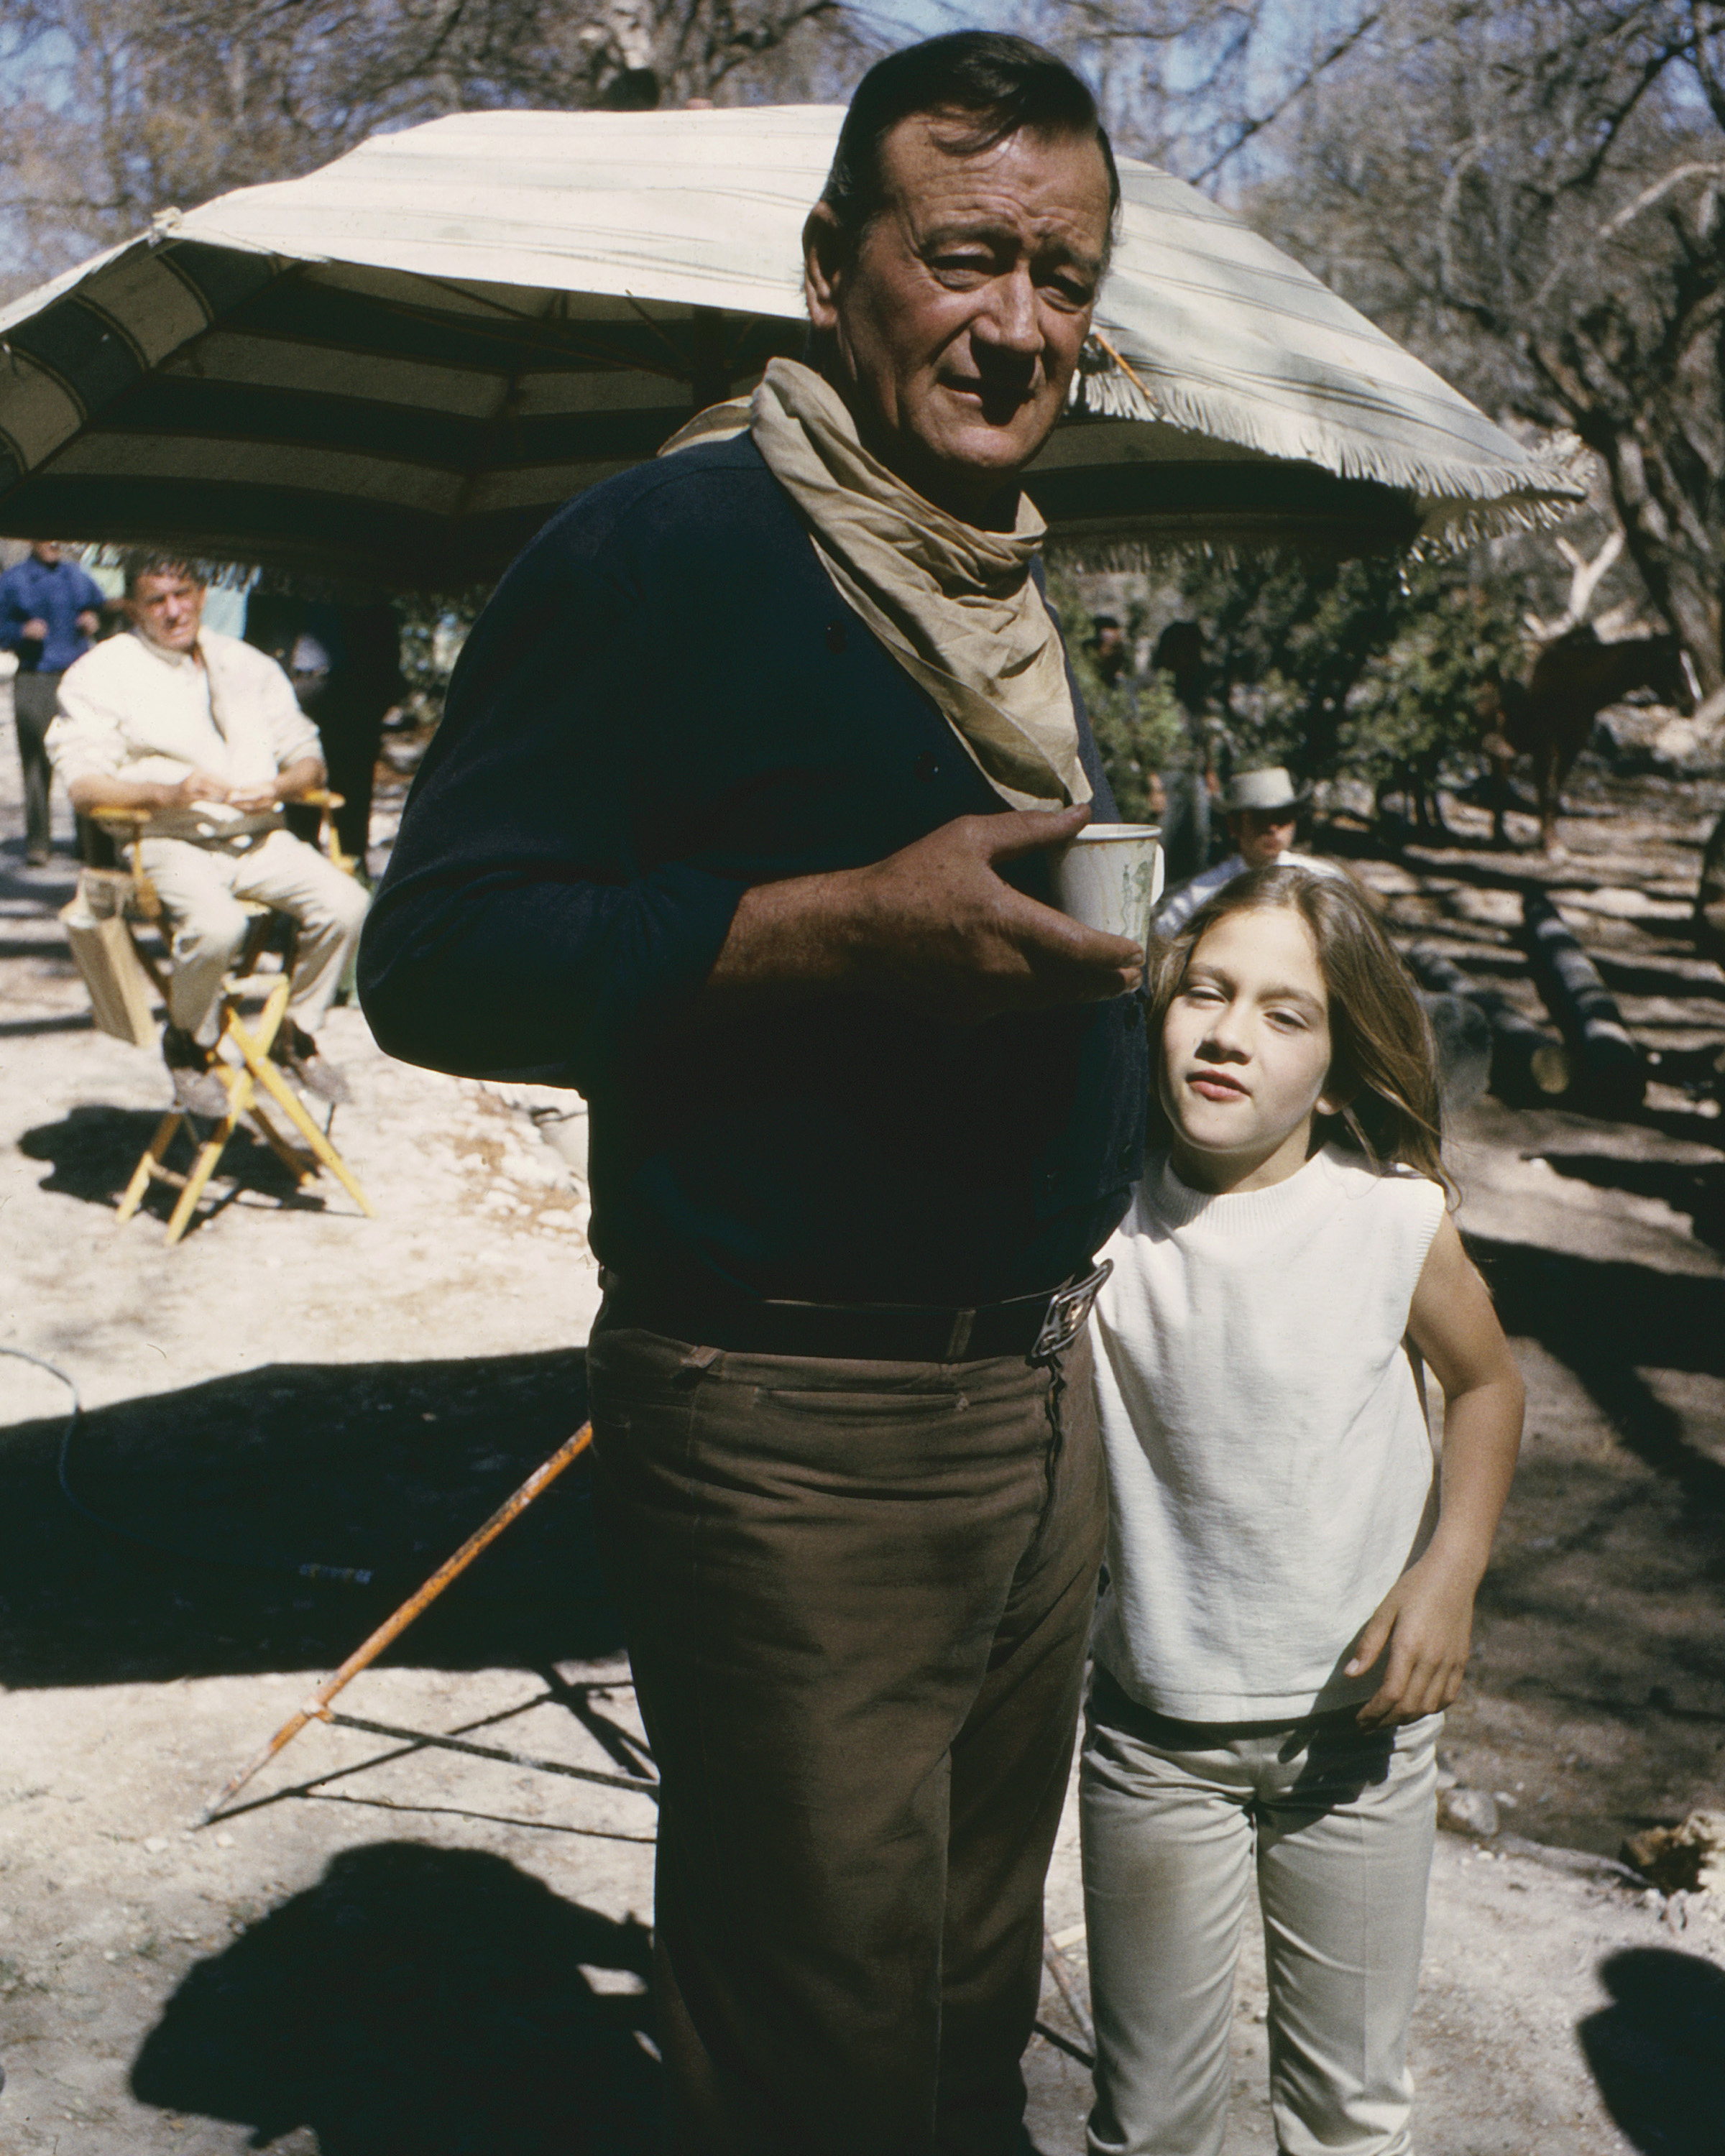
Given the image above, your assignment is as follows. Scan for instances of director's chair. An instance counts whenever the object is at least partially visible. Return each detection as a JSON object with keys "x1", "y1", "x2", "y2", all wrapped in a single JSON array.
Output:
[{"x1": 91, "y1": 798, "x2": 375, "y2": 1246}]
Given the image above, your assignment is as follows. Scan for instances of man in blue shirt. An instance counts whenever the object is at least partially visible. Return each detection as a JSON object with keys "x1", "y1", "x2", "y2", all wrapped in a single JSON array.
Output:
[{"x1": 0, "y1": 540, "x2": 106, "y2": 864}]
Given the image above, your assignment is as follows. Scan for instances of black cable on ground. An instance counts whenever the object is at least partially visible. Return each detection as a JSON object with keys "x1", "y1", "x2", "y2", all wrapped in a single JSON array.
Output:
[{"x1": 1, "y1": 1345, "x2": 374, "y2": 1585}]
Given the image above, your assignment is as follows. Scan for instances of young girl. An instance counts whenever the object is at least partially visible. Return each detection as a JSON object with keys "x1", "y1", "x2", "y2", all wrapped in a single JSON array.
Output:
[{"x1": 1082, "y1": 863, "x2": 1524, "y2": 2156}]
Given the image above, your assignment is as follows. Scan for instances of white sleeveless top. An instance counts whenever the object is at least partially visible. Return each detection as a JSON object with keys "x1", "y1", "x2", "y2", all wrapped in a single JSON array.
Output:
[{"x1": 1090, "y1": 1143, "x2": 1446, "y2": 1720}]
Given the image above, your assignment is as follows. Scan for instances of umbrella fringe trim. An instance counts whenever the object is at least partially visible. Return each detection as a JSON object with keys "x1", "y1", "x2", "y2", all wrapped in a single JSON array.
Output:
[{"x1": 1070, "y1": 358, "x2": 1585, "y2": 521}]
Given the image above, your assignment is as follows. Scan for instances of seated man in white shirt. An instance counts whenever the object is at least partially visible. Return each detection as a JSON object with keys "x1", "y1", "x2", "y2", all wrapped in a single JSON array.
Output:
[
  {"x1": 1154, "y1": 765, "x2": 1347, "y2": 936},
  {"x1": 48, "y1": 552, "x2": 369, "y2": 1118}
]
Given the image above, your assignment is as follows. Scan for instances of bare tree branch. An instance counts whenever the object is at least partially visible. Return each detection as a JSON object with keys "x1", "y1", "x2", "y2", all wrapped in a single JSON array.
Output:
[
  {"x1": 1599, "y1": 155, "x2": 1725, "y2": 233},
  {"x1": 1189, "y1": 8, "x2": 1383, "y2": 183},
  {"x1": 0, "y1": 0, "x2": 860, "y2": 290}
]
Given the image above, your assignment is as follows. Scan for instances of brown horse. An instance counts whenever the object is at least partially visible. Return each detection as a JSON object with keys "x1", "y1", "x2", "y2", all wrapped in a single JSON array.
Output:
[{"x1": 1488, "y1": 626, "x2": 1697, "y2": 850}]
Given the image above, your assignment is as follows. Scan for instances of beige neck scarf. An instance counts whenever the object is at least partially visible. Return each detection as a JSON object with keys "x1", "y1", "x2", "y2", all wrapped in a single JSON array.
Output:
[{"x1": 660, "y1": 357, "x2": 1089, "y2": 810}]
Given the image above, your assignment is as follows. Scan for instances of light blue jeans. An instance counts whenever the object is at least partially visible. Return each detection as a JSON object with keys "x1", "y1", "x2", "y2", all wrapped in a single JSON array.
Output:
[{"x1": 1080, "y1": 1672, "x2": 1440, "y2": 2156}]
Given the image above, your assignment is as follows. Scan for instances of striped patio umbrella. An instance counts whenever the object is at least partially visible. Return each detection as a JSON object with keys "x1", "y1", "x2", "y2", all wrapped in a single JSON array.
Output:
[{"x1": 0, "y1": 105, "x2": 1581, "y2": 587}]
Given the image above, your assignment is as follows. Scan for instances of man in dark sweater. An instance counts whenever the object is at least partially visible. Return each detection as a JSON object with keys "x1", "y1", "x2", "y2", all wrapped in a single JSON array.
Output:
[{"x1": 362, "y1": 34, "x2": 1146, "y2": 2153}]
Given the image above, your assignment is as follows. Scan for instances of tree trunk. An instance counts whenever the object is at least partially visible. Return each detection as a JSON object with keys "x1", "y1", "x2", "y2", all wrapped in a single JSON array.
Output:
[{"x1": 1602, "y1": 427, "x2": 1725, "y2": 695}]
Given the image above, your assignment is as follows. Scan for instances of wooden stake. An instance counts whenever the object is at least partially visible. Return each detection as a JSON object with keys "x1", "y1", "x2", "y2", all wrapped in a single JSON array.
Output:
[
  {"x1": 198, "y1": 1422, "x2": 594, "y2": 1824},
  {"x1": 1042, "y1": 1927, "x2": 1095, "y2": 2050},
  {"x1": 1089, "y1": 328, "x2": 1160, "y2": 414}
]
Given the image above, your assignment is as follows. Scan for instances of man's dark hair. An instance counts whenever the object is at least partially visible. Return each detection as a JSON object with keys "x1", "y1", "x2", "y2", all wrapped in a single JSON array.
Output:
[
  {"x1": 121, "y1": 548, "x2": 206, "y2": 595},
  {"x1": 819, "y1": 32, "x2": 1120, "y2": 249}
]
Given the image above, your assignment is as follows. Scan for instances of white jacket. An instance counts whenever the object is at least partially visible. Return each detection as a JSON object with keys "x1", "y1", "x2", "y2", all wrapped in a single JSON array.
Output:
[{"x1": 49, "y1": 627, "x2": 322, "y2": 841}]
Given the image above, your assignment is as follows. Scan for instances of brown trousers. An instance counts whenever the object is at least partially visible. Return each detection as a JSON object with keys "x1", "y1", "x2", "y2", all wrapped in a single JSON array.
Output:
[{"x1": 586, "y1": 1314, "x2": 1106, "y2": 2156}]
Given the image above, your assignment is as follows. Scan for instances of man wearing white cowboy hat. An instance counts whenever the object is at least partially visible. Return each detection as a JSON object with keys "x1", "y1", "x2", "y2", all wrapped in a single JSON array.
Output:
[{"x1": 1154, "y1": 764, "x2": 1346, "y2": 934}]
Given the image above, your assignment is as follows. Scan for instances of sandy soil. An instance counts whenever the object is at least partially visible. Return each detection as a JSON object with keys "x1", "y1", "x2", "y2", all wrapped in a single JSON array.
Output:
[{"x1": 1, "y1": 736, "x2": 1721, "y2": 2155}]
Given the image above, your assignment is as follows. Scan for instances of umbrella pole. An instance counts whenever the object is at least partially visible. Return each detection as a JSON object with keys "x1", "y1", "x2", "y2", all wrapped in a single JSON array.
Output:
[{"x1": 198, "y1": 1422, "x2": 594, "y2": 1824}]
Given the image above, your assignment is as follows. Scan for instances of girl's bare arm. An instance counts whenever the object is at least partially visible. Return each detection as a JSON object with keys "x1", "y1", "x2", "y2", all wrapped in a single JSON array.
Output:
[{"x1": 1347, "y1": 1210, "x2": 1524, "y2": 1728}]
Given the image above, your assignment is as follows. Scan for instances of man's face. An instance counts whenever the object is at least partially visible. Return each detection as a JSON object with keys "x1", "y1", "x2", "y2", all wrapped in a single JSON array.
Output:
[
  {"x1": 30, "y1": 540, "x2": 61, "y2": 566},
  {"x1": 1233, "y1": 808, "x2": 1297, "y2": 869},
  {"x1": 805, "y1": 114, "x2": 1113, "y2": 521},
  {"x1": 126, "y1": 571, "x2": 206, "y2": 654}
]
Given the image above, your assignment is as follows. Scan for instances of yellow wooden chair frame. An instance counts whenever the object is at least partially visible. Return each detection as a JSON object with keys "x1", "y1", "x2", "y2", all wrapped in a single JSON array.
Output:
[{"x1": 94, "y1": 797, "x2": 376, "y2": 1246}]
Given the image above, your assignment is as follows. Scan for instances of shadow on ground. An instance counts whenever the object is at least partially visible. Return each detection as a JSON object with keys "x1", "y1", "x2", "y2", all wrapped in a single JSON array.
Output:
[
  {"x1": 21, "y1": 1102, "x2": 318, "y2": 1223},
  {"x1": 0, "y1": 1008, "x2": 94, "y2": 1037},
  {"x1": 1470, "y1": 1235, "x2": 1725, "y2": 1509},
  {"x1": 1578, "y1": 1947, "x2": 1725, "y2": 2156},
  {"x1": 1594, "y1": 955, "x2": 1725, "y2": 1004},
  {"x1": 1533, "y1": 1151, "x2": 1725, "y2": 1253},
  {"x1": 0, "y1": 1351, "x2": 618, "y2": 1687},
  {"x1": 131, "y1": 1840, "x2": 661, "y2": 2155},
  {"x1": 1451, "y1": 1234, "x2": 1725, "y2": 1853}
]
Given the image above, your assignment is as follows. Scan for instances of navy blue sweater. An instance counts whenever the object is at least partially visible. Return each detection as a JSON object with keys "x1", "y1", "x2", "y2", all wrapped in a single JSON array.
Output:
[{"x1": 360, "y1": 436, "x2": 1146, "y2": 1304}]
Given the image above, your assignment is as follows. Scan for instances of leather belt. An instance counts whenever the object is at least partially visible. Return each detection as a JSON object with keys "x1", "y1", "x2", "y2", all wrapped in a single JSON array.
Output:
[{"x1": 597, "y1": 1261, "x2": 1113, "y2": 1365}]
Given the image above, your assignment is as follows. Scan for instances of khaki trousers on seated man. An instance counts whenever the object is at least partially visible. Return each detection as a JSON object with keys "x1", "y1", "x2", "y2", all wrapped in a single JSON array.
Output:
[
  {"x1": 141, "y1": 822, "x2": 364, "y2": 1057},
  {"x1": 48, "y1": 551, "x2": 369, "y2": 1117}
]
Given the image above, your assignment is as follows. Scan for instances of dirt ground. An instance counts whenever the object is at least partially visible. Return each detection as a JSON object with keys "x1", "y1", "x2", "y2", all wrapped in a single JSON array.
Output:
[{"x1": 1, "y1": 732, "x2": 1722, "y2": 2156}]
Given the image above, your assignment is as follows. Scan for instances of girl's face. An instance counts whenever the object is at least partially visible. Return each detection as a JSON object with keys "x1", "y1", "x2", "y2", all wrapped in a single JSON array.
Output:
[{"x1": 1159, "y1": 904, "x2": 1340, "y2": 1193}]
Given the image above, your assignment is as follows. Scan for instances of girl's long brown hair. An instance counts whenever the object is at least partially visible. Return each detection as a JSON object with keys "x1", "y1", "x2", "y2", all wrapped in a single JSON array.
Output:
[{"x1": 1148, "y1": 865, "x2": 1451, "y2": 1194}]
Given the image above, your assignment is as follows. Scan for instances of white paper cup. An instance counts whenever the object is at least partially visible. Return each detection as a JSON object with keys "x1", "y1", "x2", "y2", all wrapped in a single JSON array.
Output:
[{"x1": 1051, "y1": 824, "x2": 1164, "y2": 951}]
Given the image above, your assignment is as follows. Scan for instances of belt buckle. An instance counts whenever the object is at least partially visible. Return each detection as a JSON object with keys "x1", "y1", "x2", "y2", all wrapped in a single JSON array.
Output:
[{"x1": 1031, "y1": 1259, "x2": 1112, "y2": 1364}]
